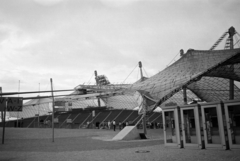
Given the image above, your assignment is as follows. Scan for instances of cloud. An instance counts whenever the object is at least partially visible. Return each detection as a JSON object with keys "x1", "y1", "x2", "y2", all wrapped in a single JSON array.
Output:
[
  {"x1": 99, "y1": 0, "x2": 139, "y2": 7},
  {"x1": 33, "y1": 0, "x2": 65, "y2": 6},
  {"x1": 0, "y1": 0, "x2": 240, "y2": 96}
]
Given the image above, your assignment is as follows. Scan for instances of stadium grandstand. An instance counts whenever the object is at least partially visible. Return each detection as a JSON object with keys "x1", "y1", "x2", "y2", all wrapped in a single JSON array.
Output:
[{"x1": 0, "y1": 66, "x2": 163, "y2": 129}]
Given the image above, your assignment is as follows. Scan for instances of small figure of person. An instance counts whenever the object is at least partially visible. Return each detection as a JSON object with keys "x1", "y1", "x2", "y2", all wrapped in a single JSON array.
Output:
[
  {"x1": 21, "y1": 118, "x2": 24, "y2": 128},
  {"x1": 47, "y1": 120, "x2": 51, "y2": 128},
  {"x1": 87, "y1": 121, "x2": 90, "y2": 128},
  {"x1": 112, "y1": 120, "x2": 116, "y2": 131},
  {"x1": 122, "y1": 122, "x2": 126, "y2": 128},
  {"x1": 119, "y1": 122, "x2": 122, "y2": 130},
  {"x1": 108, "y1": 120, "x2": 111, "y2": 129},
  {"x1": 96, "y1": 122, "x2": 100, "y2": 129}
]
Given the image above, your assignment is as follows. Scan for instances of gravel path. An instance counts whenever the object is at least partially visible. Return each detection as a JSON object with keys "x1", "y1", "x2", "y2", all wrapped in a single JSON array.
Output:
[{"x1": 0, "y1": 128, "x2": 239, "y2": 161}]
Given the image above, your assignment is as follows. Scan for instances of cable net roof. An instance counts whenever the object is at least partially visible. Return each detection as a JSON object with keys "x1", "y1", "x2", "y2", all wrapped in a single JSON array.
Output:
[
  {"x1": 127, "y1": 48, "x2": 240, "y2": 108},
  {"x1": 9, "y1": 48, "x2": 240, "y2": 119}
]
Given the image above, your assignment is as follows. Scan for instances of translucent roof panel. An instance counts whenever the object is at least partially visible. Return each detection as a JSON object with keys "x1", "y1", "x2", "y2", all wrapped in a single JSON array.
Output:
[
  {"x1": 188, "y1": 77, "x2": 240, "y2": 102},
  {"x1": 104, "y1": 95, "x2": 138, "y2": 109},
  {"x1": 10, "y1": 103, "x2": 51, "y2": 118},
  {"x1": 128, "y1": 48, "x2": 240, "y2": 107},
  {"x1": 71, "y1": 99, "x2": 105, "y2": 108},
  {"x1": 160, "y1": 89, "x2": 200, "y2": 107}
]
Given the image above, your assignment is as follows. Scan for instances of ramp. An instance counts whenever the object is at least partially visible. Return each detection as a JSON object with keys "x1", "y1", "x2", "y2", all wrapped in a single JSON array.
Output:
[{"x1": 112, "y1": 126, "x2": 142, "y2": 141}]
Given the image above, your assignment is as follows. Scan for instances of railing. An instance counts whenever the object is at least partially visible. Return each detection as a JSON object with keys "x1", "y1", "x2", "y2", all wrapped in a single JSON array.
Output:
[
  {"x1": 59, "y1": 114, "x2": 71, "y2": 128},
  {"x1": 79, "y1": 113, "x2": 92, "y2": 128},
  {"x1": 100, "y1": 111, "x2": 112, "y2": 125}
]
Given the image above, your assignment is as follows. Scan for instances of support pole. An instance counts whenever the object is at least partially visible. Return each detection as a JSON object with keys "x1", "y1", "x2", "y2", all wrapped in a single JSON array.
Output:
[
  {"x1": 2, "y1": 100, "x2": 6, "y2": 144},
  {"x1": 229, "y1": 26, "x2": 235, "y2": 100},
  {"x1": 143, "y1": 112, "x2": 147, "y2": 135},
  {"x1": 230, "y1": 80, "x2": 234, "y2": 100},
  {"x1": 183, "y1": 87, "x2": 187, "y2": 105},
  {"x1": 50, "y1": 78, "x2": 55, "y2": 142},
  {"x1": 97, "y1": 98, "x2": 101, "y2": 107},
  {"x1": 139, "y1": 61, "x2": 147, "y2": 135},
  {"x1": 0, "y1": 87, "x2": 3, "y2": 125},
  {"x1": 1, "y1": 87, "x2": 6, "y2": 144},
  {"x1": 17, "y1": 80, "x2": 20, "y2": 127},
  {"x1": 95, "y1": 70, "x2": 101, "y2": 107},
  {"x1": 94, "y1": 70, "x2": 98, "y2": 85},
  {"x1": 139, "y1": 61, "x2": 144, "y2": 81}
]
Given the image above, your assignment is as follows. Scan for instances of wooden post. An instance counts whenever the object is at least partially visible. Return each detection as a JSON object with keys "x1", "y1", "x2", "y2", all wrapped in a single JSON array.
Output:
[{"x1": 50, "y1": 78, "x2": 55, "y2": 142}]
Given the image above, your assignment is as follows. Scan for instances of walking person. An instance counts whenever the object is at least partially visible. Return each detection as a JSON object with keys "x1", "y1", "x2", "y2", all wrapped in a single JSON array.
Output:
[
  {"x1": 112, "y1": 120, "x2": 116, "y2": 131},
  {"x1": 108, "y1": 120, "x2": 111, "y2": 129}
]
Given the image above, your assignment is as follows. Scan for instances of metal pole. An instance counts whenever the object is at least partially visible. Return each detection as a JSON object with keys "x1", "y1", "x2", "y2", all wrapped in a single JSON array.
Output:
[
  {"x1": 2, "y1": 98, "x2": 7, "y2": 144},
  {"x1": 143, "y1": 112, "x2": 147, "y2": 135},
  {"x1": 183, "y1": 87, "x2": 187, "y2": 105},
  {"x1": 1, "y1": 87, "x2": 5, "y2": 144},
  {"x1": 0, "y1": 87, "x2": 2, "y2": 124},
  {"x1": 95, "y1": 71, "x2": 101, "y2": 107},
  {"x1": 97, "y1": 97, "x2": 101, "y2": 107},
  {"x1": 38, "y1": 83, "x2": 40, "y2": 128},
  {"x1": 139, "y1": 61, "x2": 144, "y2": 81},
  {"x1": 37, "y1": 103, "x2": 39, "y2": 128},
  {"x1": 17, "y1": 80, "x2": 20, "y2": 127},
  {"x1": 94, "y1": 70, "x2": 98, "y2": 85},
  {"x1": 50, "y1": 78, "x2": 55, "y2": 142},
  {"x1": 139, "y1": 61, "x2": 147, "y2": 135},
  {"x1": 229, "y1": 26, "x2": 235, "y2": 100}
]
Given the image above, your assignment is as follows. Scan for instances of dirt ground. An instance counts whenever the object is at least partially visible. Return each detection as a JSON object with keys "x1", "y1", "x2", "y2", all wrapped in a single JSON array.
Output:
[{"x1": 0, "y1": 128, "x2": 239, "y2": 161}]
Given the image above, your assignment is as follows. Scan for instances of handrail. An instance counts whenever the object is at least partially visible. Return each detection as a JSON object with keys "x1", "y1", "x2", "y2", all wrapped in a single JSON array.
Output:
[
  {"x1": 27, "y1": 117, "x2": 36, "y2": 128},
  {"x1": 132, "y1": 114, "x2": 141, "y2": 124},
  {"x1": 89, "y1": 112, "x2": 100, "y2": 124},
  {"x1": 59, "y1": 114, "x2": 71, "y2": 128},
  {"x1": 122, "y1": 110, "x2": 134, "y2": 123},
  {"x1": 147, "y1": 112, "x2": 155, "y2": 121},
  {"x1": 72, "y1": 113, "x2": 81, "y2": 123},
  {"x1": 79, "y1": 113, "x2": 91, "y2": 128},
  {"x1": 100, "y1": 111, "x2": 112, "y2": 125},
  {"x1": 151, "y1": 113, "x2": 162, "y2": 123},
  {"x1": 112, "y1": 109, "x2": 124, "y2": 121},
  {"x1": 43, "y1": 115, "x2": 50, "y2": 123}
]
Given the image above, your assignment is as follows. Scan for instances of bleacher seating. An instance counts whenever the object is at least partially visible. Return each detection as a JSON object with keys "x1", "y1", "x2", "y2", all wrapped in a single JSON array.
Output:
[
  {"x1": 57, "y1": 112, "x2": 71, "y2": 128},
  {"x1": 23, "y1": 117, "x2": 36, "y2": 128},
  {"x1": 0, "y1": 109, "x2": 163, "y2": 130},
  {"x1": 104, "y1": 109, "x2": 123, "y2": 122},
  {"x1": 125, "y1": 110, "x2": 139, "y2": 124},
  {"x1": 73, "y1": 112, "x2": 91, "y2": 128},
  {"x1": 115, "y1": 110, "x2": 132, "y2": 122},
  {"x1": 94, "y1": 110, "x2": 111, "y2": 125}
]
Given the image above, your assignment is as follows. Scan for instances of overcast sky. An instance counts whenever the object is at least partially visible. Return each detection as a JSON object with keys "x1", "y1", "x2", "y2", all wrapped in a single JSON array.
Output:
[{"x1": 0, "y1": 0, "x2": 240, "y2": 97}]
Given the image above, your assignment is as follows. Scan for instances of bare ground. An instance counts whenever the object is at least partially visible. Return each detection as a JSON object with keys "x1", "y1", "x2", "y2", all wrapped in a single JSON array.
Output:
[{"x1": 0, "y1": 128, "x2": 239, "y2": 161}]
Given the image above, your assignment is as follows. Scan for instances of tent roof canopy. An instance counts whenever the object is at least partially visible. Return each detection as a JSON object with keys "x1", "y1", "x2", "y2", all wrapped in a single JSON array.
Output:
[{"x1": 129, "y1": 48, "x2": 240, "y2": 109}]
